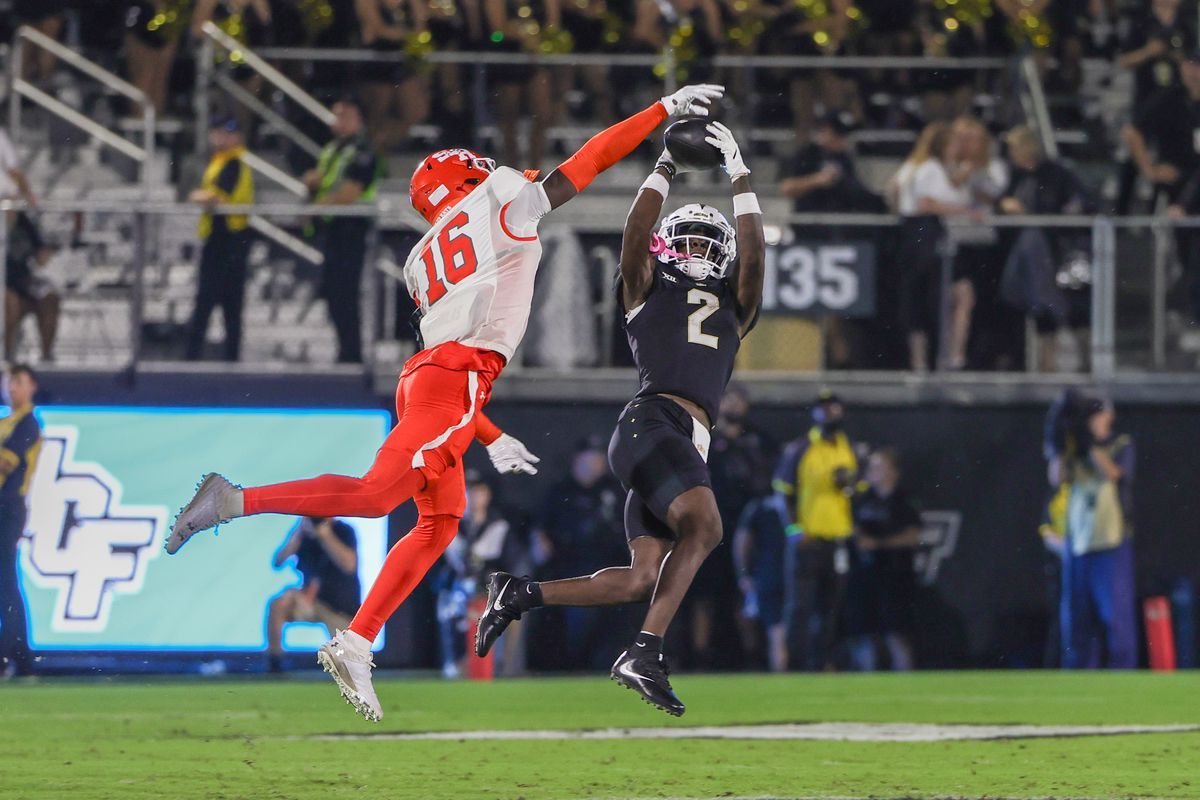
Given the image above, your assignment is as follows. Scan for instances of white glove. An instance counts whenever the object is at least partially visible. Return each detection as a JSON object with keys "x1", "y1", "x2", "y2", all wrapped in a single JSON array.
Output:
[
  {"x1": 660, "y1": 83, "x2": 725, "y2": 117},
  {"x1": 486, "y1": 433, "x2": 541, "y2": 475},
  {"x1": 704, "y1": 121, "x2": 749, "y2": 181}
]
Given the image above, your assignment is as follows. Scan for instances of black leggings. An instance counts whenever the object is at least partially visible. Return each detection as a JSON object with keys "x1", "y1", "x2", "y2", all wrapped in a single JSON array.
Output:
[
  {"x1": 0, "y1": 503, "x2": 31, "y2": 675},
  {"x1": 896, "y1": 216, "x2": 943, "y2": 335}
]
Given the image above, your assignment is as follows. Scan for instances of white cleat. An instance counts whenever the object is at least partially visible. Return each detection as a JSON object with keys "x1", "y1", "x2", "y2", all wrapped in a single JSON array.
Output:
[
  {"x1": 317, "y1": 630, "x2": 383, "y2": 723},
  {"x1": 165, "y1": 473, "x2": 239, "y2": 555}
]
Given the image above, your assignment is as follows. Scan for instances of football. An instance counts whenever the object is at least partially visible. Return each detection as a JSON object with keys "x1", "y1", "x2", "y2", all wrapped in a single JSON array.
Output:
[{"x1": 663, "y1": 117, "x2": 723, "y2": 170}]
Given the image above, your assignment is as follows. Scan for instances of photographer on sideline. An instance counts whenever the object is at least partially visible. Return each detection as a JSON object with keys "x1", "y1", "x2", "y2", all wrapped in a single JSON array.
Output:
[
  {"x1": 266, "y1": 516, "x2": 361, "y2": 672},
  {"x1": 1046, "y1": 391, "x2": 1137, "y2": 669}
]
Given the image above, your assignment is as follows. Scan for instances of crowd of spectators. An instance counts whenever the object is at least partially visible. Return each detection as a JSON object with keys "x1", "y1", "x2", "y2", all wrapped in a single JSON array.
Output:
[
  {"x1": 6, "y1": 2, "x2": 1200, "y2": 372},
  {"x1": 0, "y1": 1, "x2": 1175, "y2": 142}
]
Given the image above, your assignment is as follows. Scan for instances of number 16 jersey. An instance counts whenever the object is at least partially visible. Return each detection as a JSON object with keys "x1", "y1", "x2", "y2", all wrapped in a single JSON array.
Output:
[{"x1": 403, "y1": 166, "x2": 551, "y2": 361}]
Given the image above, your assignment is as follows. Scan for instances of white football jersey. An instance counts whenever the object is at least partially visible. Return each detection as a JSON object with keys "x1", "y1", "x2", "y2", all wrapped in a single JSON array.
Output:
[{"x1": 403, "y1": 166, "x2": 551, "y2": 361}]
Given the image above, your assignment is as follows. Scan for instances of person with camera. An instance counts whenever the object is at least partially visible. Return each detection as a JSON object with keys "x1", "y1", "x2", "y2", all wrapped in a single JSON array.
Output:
[
  {"x1": 265, "y1": 516, "x2": 361, "y2": 673},
  {"x1": 1045, "y1": 391, "x2": 1137, "y2": 669}
]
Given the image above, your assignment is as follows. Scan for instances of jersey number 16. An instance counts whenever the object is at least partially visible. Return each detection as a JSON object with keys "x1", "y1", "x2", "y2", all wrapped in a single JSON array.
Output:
[{"x1": 420, "y1": 210, "x2": 479, "y2": 305}]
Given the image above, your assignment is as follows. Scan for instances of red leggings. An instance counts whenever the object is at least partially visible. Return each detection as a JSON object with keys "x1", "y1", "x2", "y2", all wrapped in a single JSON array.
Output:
[{"x1": 242, "y1": 343, "x2": 504, "y2": 641}]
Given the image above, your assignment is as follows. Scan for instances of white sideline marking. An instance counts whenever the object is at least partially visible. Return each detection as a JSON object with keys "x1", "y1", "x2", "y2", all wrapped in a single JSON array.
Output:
[{"x1": 307, "y1": 722, "x2": 1200, "y2": 743}]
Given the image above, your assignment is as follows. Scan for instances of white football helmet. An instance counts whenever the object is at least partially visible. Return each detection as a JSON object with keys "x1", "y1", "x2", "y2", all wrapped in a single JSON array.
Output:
[{"x1": 654, "y1": 203, "x2": 737, "y2": 281}]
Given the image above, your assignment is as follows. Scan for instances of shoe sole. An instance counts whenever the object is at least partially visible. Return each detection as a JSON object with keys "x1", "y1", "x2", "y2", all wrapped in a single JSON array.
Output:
[
  {"x1": 316, "y1": 646, "x2": 382, "y2": 723},
  {"x1": 609, "y1": 671, "x2": 685, "y2": 717},
  {"x1": 474, "y1": 574, "x2": 507, "y2": 658},
  {"x1": 165, "y1": 473, "x2": 228, "y2": 555}
]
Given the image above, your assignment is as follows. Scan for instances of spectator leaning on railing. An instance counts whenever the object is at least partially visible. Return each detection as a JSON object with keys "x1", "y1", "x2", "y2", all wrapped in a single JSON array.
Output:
[
  {"x1": 773, "y1": 390, "x2": 859, "y2": 672},
  {"x1": 997, "y1": 125, "x2": 1095, "y2": 373}
]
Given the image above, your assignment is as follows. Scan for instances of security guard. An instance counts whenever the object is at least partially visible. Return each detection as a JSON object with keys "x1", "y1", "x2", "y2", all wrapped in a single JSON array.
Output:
[
  {"x1": 304, "y1": 96, "x2": 381, "y2": 364},
  {"x1": 773, "y1": 389, "x2": 859, "y2": 671},
  {"x1": 186, "y1": 116, "x2": 254, "y2": 361},
  {"x1": 0, "y1": 365, "x2": 41, "y2": 678}
]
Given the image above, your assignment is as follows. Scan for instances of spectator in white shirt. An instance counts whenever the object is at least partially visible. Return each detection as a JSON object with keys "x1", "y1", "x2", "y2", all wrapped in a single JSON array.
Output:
[
  {"x1": 889, "y1": 121, "x2": 950, "y2": 371},
  {"x1": 912, "y1": 116, "x2": 1007, "y2": 370}
]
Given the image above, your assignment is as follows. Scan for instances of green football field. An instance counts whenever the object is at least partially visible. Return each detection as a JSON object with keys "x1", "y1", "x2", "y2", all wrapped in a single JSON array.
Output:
[{"x1": 2, "y1": 671, "x2": 1198, "y2": 799}]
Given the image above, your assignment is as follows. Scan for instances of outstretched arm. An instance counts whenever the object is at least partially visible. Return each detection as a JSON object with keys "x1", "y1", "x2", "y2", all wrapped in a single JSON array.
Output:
[
  {"x1": 539, "y1": 84, "x2": 724, "y2": 210},
  {"x1": 619, "y1": 157, "x2": 675, "y2": 311},
  {"x1": 705, "y1": 122, "x2": 764, "y2": 333}
]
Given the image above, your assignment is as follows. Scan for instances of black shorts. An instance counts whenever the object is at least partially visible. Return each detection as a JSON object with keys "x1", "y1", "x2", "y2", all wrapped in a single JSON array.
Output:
[{"x1": 608, "y1": 396, "x2": 712, "y2": 542}]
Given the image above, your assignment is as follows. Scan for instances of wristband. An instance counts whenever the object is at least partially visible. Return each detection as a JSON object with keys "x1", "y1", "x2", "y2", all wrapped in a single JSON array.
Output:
[
  {"x1": 640, "y1": 172, "x2": 671, "y2": 199},
  {"x1": 732, "y1": 192, "x2": 761, "y2": 217}
]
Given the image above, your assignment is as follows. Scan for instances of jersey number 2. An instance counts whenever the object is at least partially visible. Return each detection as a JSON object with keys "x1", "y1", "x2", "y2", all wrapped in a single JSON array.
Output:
[
  {"x1": 687, "y1": 289, "x2": 720, "y2": 349},
  {"x1": 420, "y1": 210, "x2": 478, "y2": 305}
]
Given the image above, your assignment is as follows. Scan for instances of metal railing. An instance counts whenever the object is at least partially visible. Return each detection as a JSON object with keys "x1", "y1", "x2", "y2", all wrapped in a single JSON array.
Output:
[
  {"x1": 1019, "y1": 55, "x2": 1059, "y2": 159},
  {"x1": 4, "y1": 195, "x2": 1199, "y2": 378},
  {"x1": 195, "y1": 21, "x2": 334, "y2": 159},
  {"x1": 7, "y1": 25, "x2": 156, "y2": 194}
]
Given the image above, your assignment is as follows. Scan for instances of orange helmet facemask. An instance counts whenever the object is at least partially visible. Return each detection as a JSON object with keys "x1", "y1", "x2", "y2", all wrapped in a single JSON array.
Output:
[{"x1": 410, "y1": 148, "x2": 496, "y2": 224}]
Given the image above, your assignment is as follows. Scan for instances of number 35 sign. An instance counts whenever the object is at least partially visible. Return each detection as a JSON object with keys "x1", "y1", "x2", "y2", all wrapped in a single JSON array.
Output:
[{"x1": 761, "y1": 242, "x2": 876, "y2": 318}]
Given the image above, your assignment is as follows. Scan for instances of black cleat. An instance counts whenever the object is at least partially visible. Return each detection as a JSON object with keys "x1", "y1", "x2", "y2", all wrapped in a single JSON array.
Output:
[
  {"x1": 475, "y1": 572, "x2": 527, "y2": 658},
  {"x1": 610, "y1": 648, "x2": 685, "y2": 717}
]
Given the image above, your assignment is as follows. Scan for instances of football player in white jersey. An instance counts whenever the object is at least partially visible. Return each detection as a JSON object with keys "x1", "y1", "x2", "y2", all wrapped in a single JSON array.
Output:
[{"x1": 166, "y1": 83, "x2": 725, "y2": 722}]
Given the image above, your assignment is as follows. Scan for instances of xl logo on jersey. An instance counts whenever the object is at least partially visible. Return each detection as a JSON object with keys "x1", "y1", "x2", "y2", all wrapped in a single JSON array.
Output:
[{"x1": 19, "y1": 425, "x2": 167, "y2": 633}]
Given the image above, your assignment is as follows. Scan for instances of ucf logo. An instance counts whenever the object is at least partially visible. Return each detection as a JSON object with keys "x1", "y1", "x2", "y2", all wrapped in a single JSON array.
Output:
[{"x1": 19, "y1": 425, "x2": 167, "y2": 633}]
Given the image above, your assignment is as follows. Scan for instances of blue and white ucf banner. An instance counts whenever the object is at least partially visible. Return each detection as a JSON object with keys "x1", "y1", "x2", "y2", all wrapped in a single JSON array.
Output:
[{"x1": 15, "y1": 407, "x2": 390, "y2": 652}]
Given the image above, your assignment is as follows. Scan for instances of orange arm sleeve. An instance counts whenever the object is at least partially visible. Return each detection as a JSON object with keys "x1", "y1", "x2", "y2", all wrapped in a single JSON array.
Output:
[
  {"x1": 474, "y1": 412, "x2": 503, "y2": 446},
  {"x1": 556, "y1": 101, "x2": 668, "y2": 192}
]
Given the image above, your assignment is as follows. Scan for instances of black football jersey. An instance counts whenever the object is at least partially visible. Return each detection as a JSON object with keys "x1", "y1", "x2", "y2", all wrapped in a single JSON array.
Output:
[{"x1": 619, "y1": 264, "x2": 747, "y2": 426}]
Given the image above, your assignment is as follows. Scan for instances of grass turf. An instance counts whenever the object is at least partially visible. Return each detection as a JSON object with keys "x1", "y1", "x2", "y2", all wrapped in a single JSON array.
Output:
[{"x1": 1, "y1": 671, "x2": 1197, "y2": 799}]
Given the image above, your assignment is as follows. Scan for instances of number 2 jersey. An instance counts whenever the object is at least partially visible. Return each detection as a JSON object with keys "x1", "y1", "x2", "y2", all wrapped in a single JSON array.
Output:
[
  {"x1": 618, "y1": 264, "x2": 748, "y2": 426},
  {"x1": 403, "y1": 166, "x2": 552, "y2": 362}
]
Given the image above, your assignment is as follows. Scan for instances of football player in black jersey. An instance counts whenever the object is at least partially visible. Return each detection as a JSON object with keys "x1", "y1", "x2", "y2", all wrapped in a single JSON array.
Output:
[{"x1": 477, "y1": 122, "x2": 765, "y2": 716}]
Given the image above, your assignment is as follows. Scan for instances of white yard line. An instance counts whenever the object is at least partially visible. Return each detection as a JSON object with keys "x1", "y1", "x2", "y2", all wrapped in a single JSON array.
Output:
[{"x1": 302, "y1": 721, "x2": 1200, "y2": 743}]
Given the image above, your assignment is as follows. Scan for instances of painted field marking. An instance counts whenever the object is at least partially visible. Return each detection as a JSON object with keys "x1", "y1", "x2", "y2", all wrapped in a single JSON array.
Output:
[{"x1": 304, "y1": 722, "x2": 1200, "y2": 743}]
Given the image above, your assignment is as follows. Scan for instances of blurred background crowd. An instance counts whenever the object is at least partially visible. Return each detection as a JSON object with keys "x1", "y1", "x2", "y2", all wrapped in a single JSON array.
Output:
[
  {"x1": 265, "y1": 383, "x2": 1146, "y2": 679},
  {"x1": 3, "y1": 1, "x2": 1200, "y2": 372}
]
